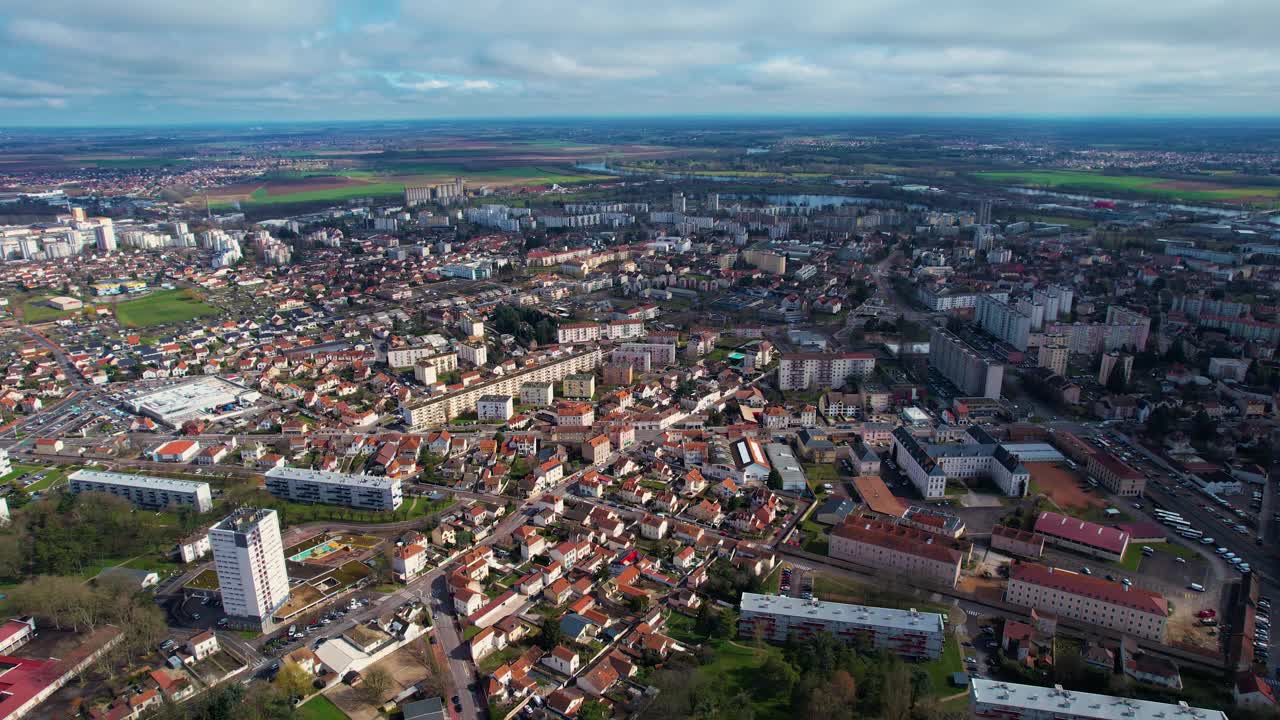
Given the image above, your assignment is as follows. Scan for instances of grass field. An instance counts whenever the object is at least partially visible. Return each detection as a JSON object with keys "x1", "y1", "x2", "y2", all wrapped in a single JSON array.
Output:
[
  {"x1": 296, "y1": 695, "x2": 350, "y2": 720},
  {"x1": 19, "y1": 296, "x2": 82, "y2": 323},
  {"x1": 113, "y1": 289, "x2": 218, "y2": 327},
  {"x1": 974, "y1": 170, "x2": 1280, "y2": 202}
]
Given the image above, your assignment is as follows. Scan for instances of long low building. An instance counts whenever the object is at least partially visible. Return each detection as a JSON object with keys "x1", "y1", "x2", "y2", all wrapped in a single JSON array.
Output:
[
  {"x1": 401, "y1": 347, "x2": 602, "y2": 430},
  {"x1": 68, "y1": 469, "x2": 213, "y2": 513},
  {"x1": 738, "y1": 592, "x2": 946, "y2": 659},
  {"x1": 969, "y1": 679, "x2": 1225, "y2": 720},
  {"x1": 265, "y1": 466, "x2": 403, "y2": 511},
  {"x1": 829, "y1": 517, "x2": 964, "y2": 588},
  {"x1": 1032, "y1": 511, "x2": 1130, "y2": 562},
  {"x1": 127, "y1": 376, "x2": 261, "y2": 428},
  {"x1": 1005, "y1": 563, "x2": 1167, "y2": 642}
]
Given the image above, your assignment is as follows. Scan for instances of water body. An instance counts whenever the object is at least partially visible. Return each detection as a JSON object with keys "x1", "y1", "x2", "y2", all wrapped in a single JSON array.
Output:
[{"x1": 1005, "y1": 187, "x2": 1245, "y2": 217}]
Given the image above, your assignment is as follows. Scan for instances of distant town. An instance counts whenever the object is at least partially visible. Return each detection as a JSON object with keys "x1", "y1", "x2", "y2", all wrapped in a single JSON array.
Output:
[{"x1": 0, "y1": 117, "x2": 1277, "y2": 720}]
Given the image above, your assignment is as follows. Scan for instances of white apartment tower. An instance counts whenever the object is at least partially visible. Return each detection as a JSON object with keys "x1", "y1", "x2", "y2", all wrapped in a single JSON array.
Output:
[
  {"x1": 94, "y1": 218, "x2": 117, "y2": 254},
  {"x1": 210, "y1": 508, "x2": 290, "y2": 624}
]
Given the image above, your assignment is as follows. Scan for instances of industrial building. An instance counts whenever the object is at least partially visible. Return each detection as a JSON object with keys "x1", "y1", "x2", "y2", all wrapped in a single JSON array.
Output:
[
  {"x1": 68, "y1": 469, "x2": 213, "y2": 513},
  {"x1": 739, "y1": 592, "x2": 946, "y2": 659},
  {"x1": 126, "y1": 376, "x2": 261, "y2": 428},
  {"x1": 265, "y1": 466, "x2": 403, "y2": 511}
]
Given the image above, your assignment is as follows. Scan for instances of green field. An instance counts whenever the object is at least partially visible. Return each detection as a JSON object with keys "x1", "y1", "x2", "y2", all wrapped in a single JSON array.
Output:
[
  {"x1": 296, "y1": 695, "x2": 349, "y2": 720},
  {"x1": 113, "y1": 289, "x2": 219, "y2": 328},
  {"x1": 18, "y1": 296, "x2": 81, "y2": 324},
  {"x1": 973, "y1": 170, "x2": 1280, "y2": 202},
  {"x1": 212, "y1": 164, "x2": 611, "y2": 208}
]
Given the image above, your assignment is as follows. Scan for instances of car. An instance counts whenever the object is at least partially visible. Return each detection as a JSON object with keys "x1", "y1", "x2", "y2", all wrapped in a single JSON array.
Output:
[
  {"x1": 191, "y1": 612, "x2": 201, "y2": 621},
  {"x1": 1081, "y1": 567, "x2": 1092, "y2": 575},
  {"x1": 965, "y1": 656, "x2": 978, "y2": 664}
]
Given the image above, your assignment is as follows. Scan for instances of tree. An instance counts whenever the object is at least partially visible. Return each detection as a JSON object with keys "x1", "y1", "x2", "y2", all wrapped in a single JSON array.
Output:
[
  {"x1": 273, "y1": 660, "x2": 313, "y2": 701},
  {"x1": 357, "y1": 665, "x2": 393, "y2": 706},
  {"x1": 628, "y1": 593, "x2": 652, "y2": 613},
  {"x1": 767, "y1": 469, "x2": 783, "y2": 490},
  {"x1": 537, "y1": 615, "x2": 563, "y2": 649},
  {"x1": 883, "y1": 662, "x2": 913, "y2": 720}
]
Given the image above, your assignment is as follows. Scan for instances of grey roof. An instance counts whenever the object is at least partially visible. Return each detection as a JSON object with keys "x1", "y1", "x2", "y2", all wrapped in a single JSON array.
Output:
[
  {"x1": 403, "y1": 697, "x2": 447, "y2": 720},
  {"x1": 740, "y1": 592, "x2": 945, "y2": 634},
  {"x1": 969, "y1": 680, "x2": 1226, "y2": 720}
]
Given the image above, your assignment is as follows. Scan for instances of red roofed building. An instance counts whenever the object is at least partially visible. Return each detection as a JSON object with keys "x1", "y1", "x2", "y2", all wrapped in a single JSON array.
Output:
[
  {"x1": 150, "y1": 439, "x2": 201, "y2": 463},
  {"x1": 1006, "y1": 563, "x2": 1167, "y2": 642},
  {"x1": 829, "y1": 518, "x2": 963, "y2": 588},
  {"x1": 1033, "y1": 511, "x2": 1130, "y2": 562}
]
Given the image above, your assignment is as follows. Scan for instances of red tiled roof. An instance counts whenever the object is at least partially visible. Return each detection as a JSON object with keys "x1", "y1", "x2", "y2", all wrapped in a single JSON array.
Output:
[
  {"x1": 1033, "y1": 511, "x2": 1130, "y2": 555},
  {"x1": 1010, "y1": 563, "x2": 1167, "y2": 616},
  {"x1": 831, "y1": 518, "x2": 962, "y2": 565}
]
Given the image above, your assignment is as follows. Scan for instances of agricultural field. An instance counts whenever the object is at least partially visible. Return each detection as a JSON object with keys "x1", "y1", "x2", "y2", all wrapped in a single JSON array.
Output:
[
  {"x1": 200, "y1": 164, "x2": 613, "y2": 208},
  {"x1": 973, "y1": 170, "x2": 1280, "y2": 203},
  {"x1": 113, "y1": 289, "x2": 219, "y2": 328}
]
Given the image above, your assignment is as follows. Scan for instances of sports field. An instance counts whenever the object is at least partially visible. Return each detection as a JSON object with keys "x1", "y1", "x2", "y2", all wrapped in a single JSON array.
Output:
[
  {"x1": 113, "y1": 289, "x2": 218, "y2": 328},
  {"x1": 974, "y1": 170, "x2": 1280, "y2": 202}
]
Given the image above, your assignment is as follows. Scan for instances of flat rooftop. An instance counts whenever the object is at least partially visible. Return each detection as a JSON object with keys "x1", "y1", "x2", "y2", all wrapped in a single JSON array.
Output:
[
  {"x1": 969, "y1": 679, "x2": 1226, "y2": 720},
  {"x1": 740, "y1": 592, "x2": 945, "y2": 634},
  {"x1": 69, "y1": 468, "x2": 209, "y2": 494},
  {"x1": 266, "y1": 466, "x2": 399, "y2": 490}
]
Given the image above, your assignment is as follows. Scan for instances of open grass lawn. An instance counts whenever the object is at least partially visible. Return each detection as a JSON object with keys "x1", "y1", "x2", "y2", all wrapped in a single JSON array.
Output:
[
  {"x1": 803, "y1": 463, "x2": 839, "y2": 494},
  {"x1": 922, "y1": 633, "x2": 964, "y2": 698},
  {"x1": 19, "y1": 296, "x2": 82, "y2": 324},
  {"x1": 296, "y1": 695, "x2": 350, "y2": 720},
  {"x1": 697, "y1": 640, "x2": 792, "y2": 720},
  {"x1": 0, "y1": 463, "x2": 44, "y2": 485},
  {"x1": 114, "y1": 289, "x2": 218, "y2": 328},
  {"x1": 811, "y1": 572, "x2": 951, "y2": 615},
  {"x1": 973, "y1": 170, "x2": 1280, "y2": 202}
]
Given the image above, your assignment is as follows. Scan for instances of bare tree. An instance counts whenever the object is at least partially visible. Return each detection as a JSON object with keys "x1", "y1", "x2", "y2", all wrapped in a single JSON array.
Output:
[{"x1": 357, "y1": 666, "x2": 393, "y2": 706}]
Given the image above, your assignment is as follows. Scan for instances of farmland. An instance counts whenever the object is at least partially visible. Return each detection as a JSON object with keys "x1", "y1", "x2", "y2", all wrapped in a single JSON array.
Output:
[
  {"x1": 201, "y1": 164, "x2": 613, "y2": 208},
  {"x1": 973, "y1": 170, "x2": 1280, "y2": 203},
  {"x1": 113, "y1": 289, "x2": 219, "y2": 328}
]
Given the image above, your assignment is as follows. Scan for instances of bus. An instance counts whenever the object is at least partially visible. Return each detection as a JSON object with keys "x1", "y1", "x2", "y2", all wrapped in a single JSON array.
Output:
[{"x1": 1179, "y1": 530, "x2": 1205, "y2": 540}]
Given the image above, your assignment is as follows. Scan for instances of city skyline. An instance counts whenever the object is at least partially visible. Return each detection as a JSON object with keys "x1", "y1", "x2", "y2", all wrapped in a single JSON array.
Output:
[{"x1": 4, "y1": 0, "x2": 1280, "y2": 124}]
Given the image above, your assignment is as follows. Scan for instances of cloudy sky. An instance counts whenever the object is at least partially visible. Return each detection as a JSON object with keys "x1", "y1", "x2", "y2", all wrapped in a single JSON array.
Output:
[{"x1": 2, "y1": 0, "x2": 1279, "y2": 125}]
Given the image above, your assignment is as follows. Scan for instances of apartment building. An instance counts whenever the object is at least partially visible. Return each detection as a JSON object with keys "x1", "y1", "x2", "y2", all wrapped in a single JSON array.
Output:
[
  {"x1": 970, "y1": 679, "x2": 1224, "y2": 720},
  {"x1": 739, "y1": 592, "x2": 946, "y2": 659},
  {"x1": 613, "y1": 342, "x2": 678, "y2": 367},
  {"x1": 520, "y1": 381, "x2": 555, "y2": 406},
  {"x1": 1038, "y1": 335, "x2": 1069, "y2": 377},
  {"x1": 917, "y1": 288, "x2": 1009, "y2": 312},
  {"x1": 556, "y1": 402, "x2": 595, "y2": 427},
  {"x1": 976, "y1": 294, "x2": 1032, "y2": 351},
  {"x1": 1005, "y1": 563, "x2": 1167, "y2": 641},
  {"x1": 264, "y1": 466, "x2": 403, "y2": 511},
  {"x1": 401, "y1": 348, "x2": 602, "y2": 430},
  {"x1": 1098, "y1": 351, "x2": 1134, "y2": 387},
  {"x1": 928, "y1": 327, "x2": 1003, "y2": 399},
  {"x1": 1105, "y1": 306, "x2": 1152, "y2": 352},
  {"x1": 556, "y1": 322, "x2": 602, "y2": 345},
  {"x1": 891, "y1": 426, "x2": 1029, "y2": 500},
  {"x1": 210, "y1": 508, "x2": 290, "y2": 625},
  {"x1": 68, "y1": 469, "x2": 213, "y2": 513},
  {"x1": 829, "y1": 517, "x2": 964, "y2": 588},
  {"x1": 389, "y1": 347, "x2": 457, "y2": 370},
  {"x1": 778, "y1": 352, "x2": 877, "y2": 391},
  {"x1": 477, "y1": 394, "x2": 515, "y2": 421},
  {"x1": 562, "y1": 373, "x2": 596, "y2": 399}
]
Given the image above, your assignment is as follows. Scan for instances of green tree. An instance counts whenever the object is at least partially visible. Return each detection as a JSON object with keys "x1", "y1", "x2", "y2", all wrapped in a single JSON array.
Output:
[
  {"x1": 537, "y1": 615, "x2": 563, "y2": 649},
  {"x1": 578, "y1": 700, "x2": 611, "y2": 720},
  {"x1": 767, "y1": 469, "x2": 783, "y2": 490},
  {"x1": 273, "y1": 660, "x2": 313, "y2": 700}
]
